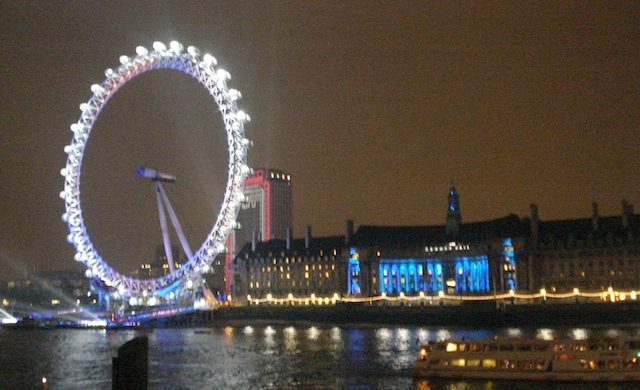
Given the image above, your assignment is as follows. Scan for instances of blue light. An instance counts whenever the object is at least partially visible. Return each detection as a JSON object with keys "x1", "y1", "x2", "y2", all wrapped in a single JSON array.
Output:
[
  {"x1": 378, "y1": 256, "x2": 489, "y2": 295},
  {"x1": 156, "y1": 280, "x2": 182, "y2": 296},
  {"x1": 502, "y1": 237, "x2": 517, "y2": 290},
  {"x1": 348, "y1": 247, "x2": 361, "y2": 295}
]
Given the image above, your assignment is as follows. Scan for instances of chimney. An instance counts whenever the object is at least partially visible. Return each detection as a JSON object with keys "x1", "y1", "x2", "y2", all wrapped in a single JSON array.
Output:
[
  {"x1": 251, "y1": 230, "x2": 257, "y2": 252},
  {"x1": 305, "y1": 226, "x2": 312, "y2": 249},
  {"x1": 622, "y1": 199, "x2": 633, "y2": 229},
  {"x1": 530, "y1": 204, "x2": 539, "y2": 248},
  {"x1": 346, "y1": 219, "x2": 354, "y2": 244},
  {"x1": 286, "y1": 227, "x2": 291, "y2": 250},
  {"x1": 592, "y1": 202, "x2": 599, "y2": 231}
]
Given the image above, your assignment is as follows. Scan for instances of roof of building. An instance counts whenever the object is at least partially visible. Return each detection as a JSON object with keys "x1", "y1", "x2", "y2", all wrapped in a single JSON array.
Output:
[
  {"x1": 231, "y1": 211, "x2": 640, "y2": 261},
  {"x1": 535, "y1": 213, "x2": 640, "y2": 247},
  {"x1": 234, "y1": 235, "x2": 346, "y2": 262},
  {"x1": 353, "y1": 214, "x2": 526, "y2": 248}
]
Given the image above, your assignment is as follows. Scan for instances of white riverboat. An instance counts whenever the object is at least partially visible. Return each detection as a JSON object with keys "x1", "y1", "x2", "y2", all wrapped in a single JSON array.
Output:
[{"x1": 413, "y1": 337, "x2": 640, "y2": 382}]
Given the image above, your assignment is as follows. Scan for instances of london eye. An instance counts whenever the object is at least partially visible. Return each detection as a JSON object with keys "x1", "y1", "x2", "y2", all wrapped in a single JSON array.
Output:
[{"x1": 60, "y1": 41, "x2": 251, "y2": 297}]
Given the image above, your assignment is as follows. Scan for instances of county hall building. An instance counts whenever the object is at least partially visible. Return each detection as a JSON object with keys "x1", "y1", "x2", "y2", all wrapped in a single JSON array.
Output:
[{"x1": 229, "y1": 187, "x2": 640, "y2": 303}]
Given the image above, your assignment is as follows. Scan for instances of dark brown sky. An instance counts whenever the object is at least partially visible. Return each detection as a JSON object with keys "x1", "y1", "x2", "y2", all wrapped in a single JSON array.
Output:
[{"x1": 1, "y1": 1, "x2": 639, "y2": 278}]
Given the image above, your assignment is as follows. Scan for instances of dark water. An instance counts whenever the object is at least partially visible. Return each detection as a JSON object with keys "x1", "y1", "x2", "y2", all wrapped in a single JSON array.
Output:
[{"x1": 1, "y1": 323, "x2": 640, "y2": 389}]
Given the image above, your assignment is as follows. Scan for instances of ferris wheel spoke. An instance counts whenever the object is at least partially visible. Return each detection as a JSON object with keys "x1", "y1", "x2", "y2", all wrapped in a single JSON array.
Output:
[
  {"x1": 156, "y1": 179, "x2": 194, "y2": 261},
  {"x1": 156, "y1": 181, "x2": 176, "y2": 275}
]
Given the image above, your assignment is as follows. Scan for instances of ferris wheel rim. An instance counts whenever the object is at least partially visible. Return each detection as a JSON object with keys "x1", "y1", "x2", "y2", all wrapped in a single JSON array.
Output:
[{"x1": 60, "y1": 41, "x2": 251, "y2": 296}]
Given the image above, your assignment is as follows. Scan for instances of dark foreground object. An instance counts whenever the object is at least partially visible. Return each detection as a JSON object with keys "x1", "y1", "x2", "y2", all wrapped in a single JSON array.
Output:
[{"x1": 112, "y1": 336, "x2": 148, "y2": 390}]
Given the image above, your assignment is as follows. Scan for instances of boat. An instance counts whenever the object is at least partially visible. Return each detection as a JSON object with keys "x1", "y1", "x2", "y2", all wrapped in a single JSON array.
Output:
[{"x1": 413, "y1": 337, "x2": 640, "y2": 382}]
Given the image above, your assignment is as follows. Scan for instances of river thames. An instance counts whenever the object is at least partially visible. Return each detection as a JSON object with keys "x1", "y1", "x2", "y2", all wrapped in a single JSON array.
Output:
[{"x1": 2, "y1": 323, "x2": 640, "y2": 389}]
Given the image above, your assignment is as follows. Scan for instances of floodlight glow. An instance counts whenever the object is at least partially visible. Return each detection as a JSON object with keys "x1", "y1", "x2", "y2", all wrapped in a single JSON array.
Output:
[
  {"x1": 152, "y1": 41, "x2": 166, "y2": 51},
  {"x1": 216, "y1": 69, "x2": 229, "y2": 80},
  {"x1": 228, "y1": 89, "x2": 241, "y2": 101},
  {"x1": 236, "y1": 110, "x2": 250, "y2": 122},
  {"x1": 187, "y1": 46, "x2": 200, "y2": 57},
  {"x1": 169, "y1": 41, "x2": 183, "y2": 52},
  {"x1": 203, "y1": 54, "x2": 217, "y2": 65}
]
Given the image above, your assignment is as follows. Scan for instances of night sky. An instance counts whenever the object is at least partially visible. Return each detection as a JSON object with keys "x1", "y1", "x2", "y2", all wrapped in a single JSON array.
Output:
[{"x1": 1, "y1": 1, "x2": 639, "y2": 279}]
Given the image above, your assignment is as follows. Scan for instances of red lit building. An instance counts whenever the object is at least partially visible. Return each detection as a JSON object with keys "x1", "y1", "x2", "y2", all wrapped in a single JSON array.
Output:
[{"x1": 210, "y1": 169, "x2": 293, "y2": 296}]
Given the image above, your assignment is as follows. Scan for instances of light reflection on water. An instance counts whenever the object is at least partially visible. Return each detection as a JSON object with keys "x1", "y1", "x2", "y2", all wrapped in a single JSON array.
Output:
[
  {"x1": 1, "y1": 325, "x2": 640, "y2": 389},
  {"x1": 415, "y1": 378, "x2": 636, "y2": 390}
]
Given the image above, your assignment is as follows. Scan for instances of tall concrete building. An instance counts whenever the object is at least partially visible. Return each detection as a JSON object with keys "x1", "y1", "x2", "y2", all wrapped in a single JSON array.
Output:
[
  {"x1": 210, "y1": 168, "x2": 293, "y2": 296},
  {"x1": 235, "y1": 168, "x2": 293, "y2": 246}
]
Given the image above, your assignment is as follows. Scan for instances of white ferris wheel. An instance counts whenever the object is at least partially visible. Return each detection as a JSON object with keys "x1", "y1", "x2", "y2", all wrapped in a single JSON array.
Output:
[{"x1": 60, "y1": 41, "x2": 251, "y2": 297}]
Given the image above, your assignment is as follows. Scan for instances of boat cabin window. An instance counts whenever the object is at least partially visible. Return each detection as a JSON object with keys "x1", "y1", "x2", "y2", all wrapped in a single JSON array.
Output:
[
  {"x1": 470, "y1": 343, "x2": 497, "y2": 351},
  {"x1": 444, "y1": 343, "x2": 470, "y2": 351},
  {"x1": 499, "y1": 359, "x2": 515, "y2": 369},
  {"x1": 516, "y1": 360, "x2": 536, "y2": 370},
  {"x1": 554, "y1": 343, "x2": 584, "y2": 352},
  {"x1": 589, "y1": 342, "x2": 620, "y2": 351},
  {"x1": 500, "y1": 344, "x2": 514, "y2": 351},
  {"x1": 582, "y1": 359, "x2": 622, "y2": 370},
  {"x1": 556, "y1": 353, "x2": 575, "y2": 360},
  {"x1": 482, "y1": 359, "x2": 497, "y2": 368},
  {"x1": 579, "y1": 359, "x2": 594, "y2": 370},
  {"x1": 466, "y1": 359, "x2": 480, "y2": 367},
  {"x1": 586, "y1": 359, "x2": 623, "y2": 370},
  {"x1": 451, "y1": 359, "x2": 465, "y2": 367},
  {"x1": 553, "y1": 344, "x2": 566, "y2": 352}
]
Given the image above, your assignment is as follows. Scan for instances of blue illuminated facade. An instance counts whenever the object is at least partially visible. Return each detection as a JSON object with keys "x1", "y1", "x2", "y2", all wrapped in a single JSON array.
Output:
[
  {"x1": 344, "y1": 187, "x2": 525, "y2": 297},
  {"x1": 502, "y1": 237, "x2": 517, "y2": 290},
  {"x1": 378, "y1": 255, "x2": 489, "y2": 295},
  {"x1": 348, "y1": 247, "x2": 361, "y2": 295}
]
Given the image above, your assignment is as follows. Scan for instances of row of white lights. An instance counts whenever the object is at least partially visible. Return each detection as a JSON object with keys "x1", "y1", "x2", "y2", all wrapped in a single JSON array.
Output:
[{"x1": 243, "y1": 287, "x2": 638, "y2": 304}]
